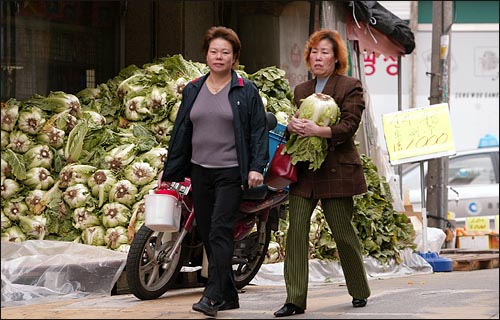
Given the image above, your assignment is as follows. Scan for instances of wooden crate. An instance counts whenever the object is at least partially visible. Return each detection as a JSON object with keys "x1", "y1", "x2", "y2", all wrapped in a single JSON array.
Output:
[{"x1": 440, "y1": 249, "x2": 499, "y2": 271}]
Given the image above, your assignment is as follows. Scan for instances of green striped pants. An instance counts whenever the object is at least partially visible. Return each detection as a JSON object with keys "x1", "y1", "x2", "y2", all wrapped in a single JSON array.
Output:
[{"x1": 284, "y1": 194, "x2": 371, "y2": 309}]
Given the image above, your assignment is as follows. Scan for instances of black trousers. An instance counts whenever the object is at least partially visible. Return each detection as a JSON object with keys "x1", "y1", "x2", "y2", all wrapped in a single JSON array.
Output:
[{"x1": 191, "y1": 164, "x2": 242, "y2": 303}]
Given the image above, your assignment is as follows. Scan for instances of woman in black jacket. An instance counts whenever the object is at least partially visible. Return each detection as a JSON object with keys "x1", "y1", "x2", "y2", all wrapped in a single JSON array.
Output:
[{"x1": 161, "y1": 26, "x2": 268, "y2": 318}]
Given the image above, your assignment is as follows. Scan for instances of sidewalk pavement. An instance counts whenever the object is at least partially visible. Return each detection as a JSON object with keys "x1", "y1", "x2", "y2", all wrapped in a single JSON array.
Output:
[{"x1": 1, "y1": 268, "x2": 498, "y2": 319}]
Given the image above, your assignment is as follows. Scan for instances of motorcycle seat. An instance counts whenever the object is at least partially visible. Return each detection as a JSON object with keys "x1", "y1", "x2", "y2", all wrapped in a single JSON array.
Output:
[{"x1": 241, "y1": 184, "x2": 268, "y2": 200}]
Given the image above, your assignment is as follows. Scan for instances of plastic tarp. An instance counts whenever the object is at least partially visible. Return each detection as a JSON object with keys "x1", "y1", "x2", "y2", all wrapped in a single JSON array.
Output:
[
  {"x1": 251, "y1": 218, "x2": 443, "y2": 286},
  {"x1": 251, "y1": 248, "x2": 433, "y2": 286},
  {"x1": 1, "y1": 240, "x2": 127, "y2": 307},
  {"x1": 1, "y1": 220, "x2": 439, "y2": 306}
]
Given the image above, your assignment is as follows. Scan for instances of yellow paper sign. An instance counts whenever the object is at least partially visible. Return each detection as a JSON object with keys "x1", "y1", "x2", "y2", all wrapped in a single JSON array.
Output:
[
  {"x1": 382, "y1": 103, "x2": 456, "y2": 165},
  {"x1": 496, "y1": 215, "x2": 499, "y2": 232},
  {"x1": 466, "y1": 217, "x2": 490, "y2": 232}
]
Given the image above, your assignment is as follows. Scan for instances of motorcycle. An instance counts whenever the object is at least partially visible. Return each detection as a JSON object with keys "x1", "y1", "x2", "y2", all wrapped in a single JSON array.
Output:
[{"x1": 125, "y1": 113, "x2": 289, "y2": 300}]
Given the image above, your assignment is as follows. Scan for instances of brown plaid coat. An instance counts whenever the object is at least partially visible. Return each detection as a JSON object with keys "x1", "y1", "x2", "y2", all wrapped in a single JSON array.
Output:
[{"x1": 289, "y1": 74, "x2": 368, "y2": 198}]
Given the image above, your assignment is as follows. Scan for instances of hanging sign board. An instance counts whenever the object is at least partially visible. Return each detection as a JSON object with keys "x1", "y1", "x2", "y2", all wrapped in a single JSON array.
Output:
[{"x1": 382, "y1": 103, "x2": 456, "y2": 165}]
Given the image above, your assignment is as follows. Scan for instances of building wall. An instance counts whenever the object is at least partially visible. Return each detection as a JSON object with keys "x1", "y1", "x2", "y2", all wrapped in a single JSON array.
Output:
[
  {"x1": 3, "y1": 1, "x2": 291, "y2": 100},
  {"x1": 1, "y1": 1, "x2": 121, "y2": 101},
  {"x1": 125, "y1": 1, "x2": 153, "y2": 66},
  {"x1": 278, "y1": 1, "x2": 310, "y2": 89},
  {"x1": 181, "y1": 1, "x2": 215, "y2": 62},
  {"x1": 123, "y1": 1, "x2": 287, "y2": 74}
]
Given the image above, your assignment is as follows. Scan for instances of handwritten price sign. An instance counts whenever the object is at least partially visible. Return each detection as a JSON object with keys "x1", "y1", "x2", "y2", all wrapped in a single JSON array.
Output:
[
  {"x1": 382, "y1": 103, "x2": 456, "y2": 165},
  {"x1": 466, "y1": 217, "x2": 490, "y2": 232}
]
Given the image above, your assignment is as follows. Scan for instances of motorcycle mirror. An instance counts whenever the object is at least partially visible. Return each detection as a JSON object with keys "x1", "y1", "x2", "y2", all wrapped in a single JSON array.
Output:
[{"x1": 266, "y1": 112, "x2": 278, "y2": 131}]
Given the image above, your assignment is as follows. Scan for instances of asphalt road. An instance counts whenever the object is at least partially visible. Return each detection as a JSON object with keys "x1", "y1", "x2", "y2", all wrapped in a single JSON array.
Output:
[{"x1": 1, "y1": 268, "x2": 498, "y2": 319}]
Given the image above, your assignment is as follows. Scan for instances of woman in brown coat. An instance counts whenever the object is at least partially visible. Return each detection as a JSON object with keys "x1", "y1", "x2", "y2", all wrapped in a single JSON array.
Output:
[{"x1": 274, "y1": 29, "x2": 371, "y2": 317}]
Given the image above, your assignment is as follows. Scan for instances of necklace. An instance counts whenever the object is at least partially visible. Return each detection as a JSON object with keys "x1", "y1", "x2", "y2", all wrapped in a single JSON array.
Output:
[{"x1": 207, "y1": 76, "x2": 231, "y2": 94}]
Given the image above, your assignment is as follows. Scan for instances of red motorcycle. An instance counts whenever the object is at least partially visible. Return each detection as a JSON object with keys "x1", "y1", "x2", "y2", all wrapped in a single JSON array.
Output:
[{"x1": 126, "y1": 114, "x2": 289, "y2": 300}]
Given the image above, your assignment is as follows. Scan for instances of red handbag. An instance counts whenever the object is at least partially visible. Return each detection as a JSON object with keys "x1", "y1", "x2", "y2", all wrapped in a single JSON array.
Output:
[{"x1": 264, "y1": 143, "x2": 298, "y2": 189}]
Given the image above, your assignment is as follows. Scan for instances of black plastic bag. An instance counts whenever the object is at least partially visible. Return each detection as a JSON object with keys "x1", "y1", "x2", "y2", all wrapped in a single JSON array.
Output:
[{"x1": 344, "y1": 1, "x2": 415, "y2": 54}]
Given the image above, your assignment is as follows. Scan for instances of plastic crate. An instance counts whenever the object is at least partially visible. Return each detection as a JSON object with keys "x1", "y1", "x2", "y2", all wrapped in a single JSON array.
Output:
[
  {"x1": 270, "y1": 122, "x2": 287, "y2": 136},
  {"x1": 266, "y1": 123, "x2": 290, "y2": 191},
  {"x1": 268, "y1": 123, "x2": 287, "y2": 162},
  {"x1": 418, "y1": 252, "x2": 453, "y2": 272},
  {"x1": 489, "y1": 234, "x2": 499, "y2": 249}
]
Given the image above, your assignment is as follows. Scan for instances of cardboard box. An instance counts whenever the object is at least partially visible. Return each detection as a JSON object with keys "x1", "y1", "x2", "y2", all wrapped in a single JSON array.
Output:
[
  {"x1": 401, "y1": 211, "x2": 423, "y2": 232},
  {"x1": 404, "y1": 204, "x2": 415, "y2": 213},
  {"x1": 456, "y1": 235, "x2": 490, "y2": 249},
  {"x1": 404, "y1": 211, "x2": 422, "y2": 220}
]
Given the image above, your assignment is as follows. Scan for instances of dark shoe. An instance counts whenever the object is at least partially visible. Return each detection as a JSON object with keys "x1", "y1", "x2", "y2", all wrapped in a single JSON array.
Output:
[
  {"x1": 352, "y1": 298, "x2": 368, "y2": 308},
  {"x1": 192, "y1": 296, "x2": 218, "y2": 317},
  {"x1": 217, "y1": 300, "x2": 240, "y2": 311},
  {"x1": 274, "y1": 303, "x2": 305, "y2": 317}
]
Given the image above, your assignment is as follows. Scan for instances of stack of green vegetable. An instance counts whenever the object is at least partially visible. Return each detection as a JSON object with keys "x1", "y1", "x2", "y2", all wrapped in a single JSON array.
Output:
[
  {"x1": 266, "y1": 155, "x2": 416, "y2": 265},
  {"x1": 249, "y1": 66, "x2": 296, "y2": 124}
]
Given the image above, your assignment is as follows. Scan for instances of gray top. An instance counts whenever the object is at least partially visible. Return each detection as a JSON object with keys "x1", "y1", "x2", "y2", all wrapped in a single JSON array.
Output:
[
  {"x1": 315, "y1": 77, "x2": 329, "y2": 93},
  {"x1": 189, "y1": 82, "x2": 238, "y2": 168}
]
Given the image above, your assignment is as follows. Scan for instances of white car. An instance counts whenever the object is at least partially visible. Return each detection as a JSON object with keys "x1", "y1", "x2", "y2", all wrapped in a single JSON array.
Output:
[{"x1": 401, "y1": 146, "x2": 499, "y2": 229}]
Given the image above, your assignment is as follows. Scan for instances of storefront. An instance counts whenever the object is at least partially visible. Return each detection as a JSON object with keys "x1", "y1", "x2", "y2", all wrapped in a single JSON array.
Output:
[{"x1": 1, "y1": 1, "x2": 317, "y2": 101}]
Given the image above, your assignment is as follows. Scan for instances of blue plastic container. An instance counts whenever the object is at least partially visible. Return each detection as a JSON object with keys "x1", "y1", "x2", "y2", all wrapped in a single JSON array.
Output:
[
  {"x1": 266, "y1": 123, "x2": 290, "y2": 191},
  {"x1": 418, "y1": 252, "x2": 453, "y2": 272},
  {"x1": 268, "y1": 123, "x2": 287, "y2": 162},
  {"x1": 478, "y1": 133, "x2": 499, "y2": 148}
]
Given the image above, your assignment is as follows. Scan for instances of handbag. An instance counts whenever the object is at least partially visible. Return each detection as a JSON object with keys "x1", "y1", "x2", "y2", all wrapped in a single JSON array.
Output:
[{"x1": 264, "y1": 137, "x2": 298, "y2": 189}]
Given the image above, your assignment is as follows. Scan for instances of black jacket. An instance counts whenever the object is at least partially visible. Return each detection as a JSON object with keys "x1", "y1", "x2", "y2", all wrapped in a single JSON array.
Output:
[{"x1": 161, "y1": 70, "x2": 269, "y2": 188}]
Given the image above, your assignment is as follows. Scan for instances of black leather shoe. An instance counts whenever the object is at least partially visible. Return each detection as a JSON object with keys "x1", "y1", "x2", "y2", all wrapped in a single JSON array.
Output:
[
  {"x1": 192, "y1": 296, "x2": 218, "y2": 317},
  {"x1": 274, "y1": 303, "x2": 305, "y2": 317},
  {"x1": 352, "y1": 298, "x2": 368, "y2": 308},
  {"x1": 217, "y1": 300, "x2": 240, "y2": 311}
]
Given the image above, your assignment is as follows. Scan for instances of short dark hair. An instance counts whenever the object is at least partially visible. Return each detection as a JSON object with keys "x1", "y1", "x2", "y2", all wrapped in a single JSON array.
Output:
[
  {"x1": 304, "y1": 29, "x2": 349, "y2": 75},
  {"x1": 202, "y1": 26, "x2": 241, "y2": 69}
]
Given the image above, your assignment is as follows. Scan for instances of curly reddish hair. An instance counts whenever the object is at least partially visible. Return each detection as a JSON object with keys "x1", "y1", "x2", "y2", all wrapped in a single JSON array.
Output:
[{"x1": 304, "y1": 29, "x2": 349, "y2": 76}]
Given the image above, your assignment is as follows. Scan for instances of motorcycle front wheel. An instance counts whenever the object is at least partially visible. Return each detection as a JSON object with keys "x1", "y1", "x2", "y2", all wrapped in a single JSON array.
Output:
[
  {"x1": 232, "y1": 215, "x2": 272, "y2": 289},
  {"x1": 126, "y1": 224, "x2": 187, "y2": 300}
]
